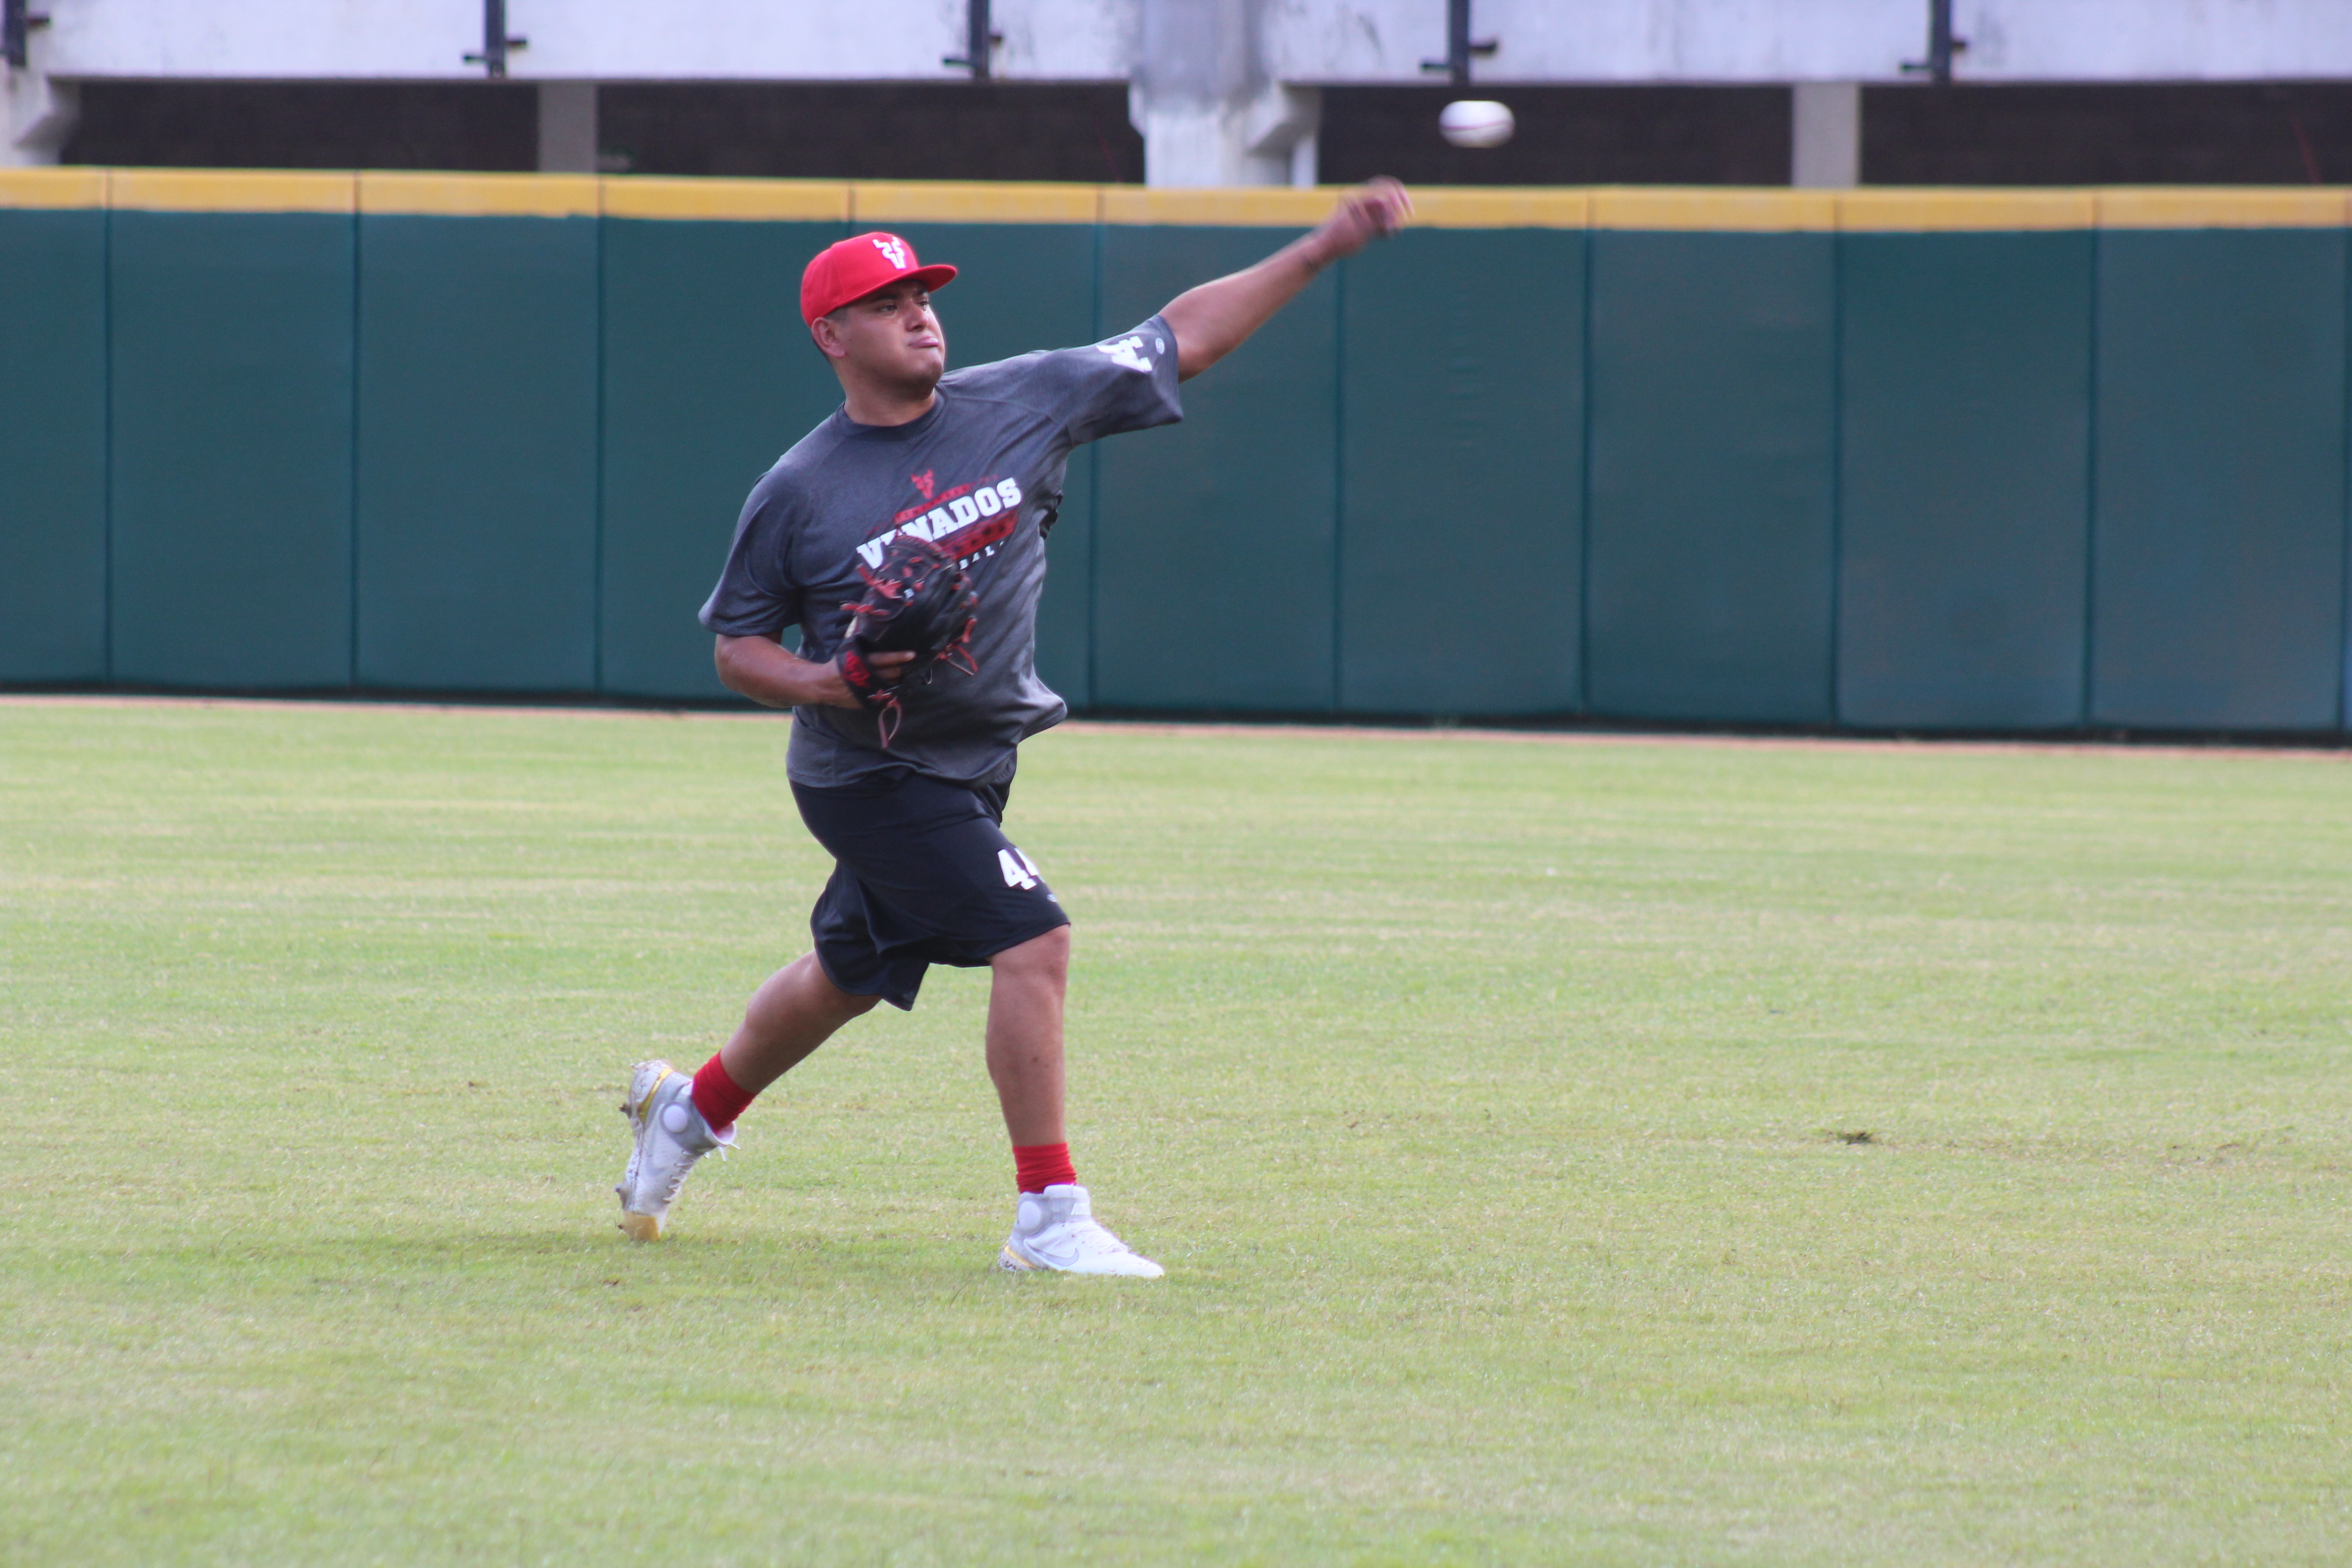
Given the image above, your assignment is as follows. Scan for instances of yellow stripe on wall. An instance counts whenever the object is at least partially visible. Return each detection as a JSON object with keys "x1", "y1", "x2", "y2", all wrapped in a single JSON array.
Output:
[
  {"x1": 1592, "y1": 187, "x2": 1838, "y2": 232},
  {"x1": 359, "y1": 172, "x2": 598, "y2": 218},
  {"x1": 0, "y1": 167, "x2": 108, "y2": 209},
  {"x1": 7, "y1": 170, "x2": 2352, "y2": 233},
  {"x1": 602, "y1": 177, "x2": 849, "y2": 222},
  {"x1": 2097, "y1": 187, "x2": 2351, "y2": 229},
  {"x1": 851, "y1": 181, "x2": 1100, "y2": 225},
  {"x1": 1407, "y1": 187, "x2": 1589, "y2": 229},
  {"x1": 109, "y1": 169, "x2": 354, "y2": 214},
  {"x1": 1839, "y1": 188, "x2": 2096, "y2": 232},
  {"x1": 1100, "y1": 186, "x2": 1335, "y2": 226}
]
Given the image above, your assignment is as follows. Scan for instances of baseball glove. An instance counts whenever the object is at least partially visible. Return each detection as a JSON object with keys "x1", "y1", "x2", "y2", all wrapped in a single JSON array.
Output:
[{"x1": 833, "y1": 532, "x2": 979, "y2": 747}]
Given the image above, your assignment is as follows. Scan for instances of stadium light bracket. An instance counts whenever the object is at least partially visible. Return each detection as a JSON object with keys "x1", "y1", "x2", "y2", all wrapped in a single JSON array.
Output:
[
  {"x1": 1899, "y1": 0, "x2": 1967, "y2": 86},
  {"x1": 3, "y1": 0, "x2": 52, "y2": 73},
  {"x1": 1420, "y1": 0, "x2": 1497, "y2": 88},
  {"x1": 461, "y1": 0, "x2": 529, "y2": 80},
  {"x1": 943, "y1": 0, "x2": 1003, "y2": 80}
]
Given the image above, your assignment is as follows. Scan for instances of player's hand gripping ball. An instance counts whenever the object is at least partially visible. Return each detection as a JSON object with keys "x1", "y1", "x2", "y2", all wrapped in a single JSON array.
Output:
[
  {"x1": 1312, "y1": 176, "x2": 1414, "y2": 264},
  {"x1": 834, "y1": 532, "x2": 980, "y2": 747}
]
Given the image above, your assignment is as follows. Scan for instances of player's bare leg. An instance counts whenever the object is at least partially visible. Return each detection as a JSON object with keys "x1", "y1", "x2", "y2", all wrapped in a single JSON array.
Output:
[
  {"x1": 988, "y1": 926, "x2": 1161, "y2": 1277},
  {"x1": 616, "y1": 954, "x2": 875, "y2": 1241},
  {"x1": 985, "y1": 925, "x2": 1068, "y2": 1146},
  {"x1": 721, "y1": 951, "x2": 880, "y2": 1093}
]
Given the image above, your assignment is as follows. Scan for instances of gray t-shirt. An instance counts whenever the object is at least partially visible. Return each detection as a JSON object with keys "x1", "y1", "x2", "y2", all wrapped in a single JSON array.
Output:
[{"x1": 701, "y1": 317, "x2": 1183, "y2": 787}]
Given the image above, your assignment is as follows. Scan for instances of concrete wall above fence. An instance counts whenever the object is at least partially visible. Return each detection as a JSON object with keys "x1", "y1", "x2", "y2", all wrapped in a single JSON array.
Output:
[
  {"x1": 2, "y1": 169, "x2": 2347, "y2": 735},
  {"x1": 28, "y1": 0, "x2": 2352, "y2": 82}
]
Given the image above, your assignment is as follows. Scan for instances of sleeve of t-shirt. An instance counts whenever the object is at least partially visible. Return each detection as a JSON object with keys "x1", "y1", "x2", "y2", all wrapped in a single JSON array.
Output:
[
  {"x1": 697, "y1": 472, "x2": 805, "y2": 637},
  {"x1": 1037, "y1": 314, "x2": 1186, "y2": 447}
]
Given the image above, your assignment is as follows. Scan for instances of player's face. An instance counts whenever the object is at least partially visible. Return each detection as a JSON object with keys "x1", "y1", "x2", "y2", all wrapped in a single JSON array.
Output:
[{"x1": 825, "y1": 280, "x2": 947, "y2": 388}]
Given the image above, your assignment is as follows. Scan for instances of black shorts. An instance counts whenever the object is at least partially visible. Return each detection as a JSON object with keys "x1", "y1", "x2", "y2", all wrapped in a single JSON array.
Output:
[{"x1": 791, "y1": 769, "x2": 1068, "y2": 1011}]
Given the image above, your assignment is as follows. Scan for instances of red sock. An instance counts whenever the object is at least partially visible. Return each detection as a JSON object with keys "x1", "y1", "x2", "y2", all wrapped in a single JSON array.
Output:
[
  {"x1": 1013, "y1": 1142, "x2": 1077, "y2": 1194},
  {"x1": 690, "y1": 1054, "x2": 756, "y2": 1132}
]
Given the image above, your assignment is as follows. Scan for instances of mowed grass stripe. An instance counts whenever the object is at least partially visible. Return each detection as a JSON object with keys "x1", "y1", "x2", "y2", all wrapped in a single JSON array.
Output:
[{"x1": 1, "y1": 701, "x2": 2345, "y2": 1566}]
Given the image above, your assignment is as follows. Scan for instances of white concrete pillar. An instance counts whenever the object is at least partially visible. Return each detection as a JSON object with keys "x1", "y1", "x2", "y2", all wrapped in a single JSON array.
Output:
[
  {"x1": 1288, "y1": 118, "x2": 1317, "y2": 189},
  {"x1": 538, "y1": 81, "x2": 598, "y2": 174},
  {"x1": 1250, "y1": 83, "x2": 1318, "y2": 188},
  {"x1": 4, "y1": 58, "x2": 78, "y2": 167},
  {"x1": 1132, "y1": 0, "x2": 1314, "y2": 186},
  {"x1": 1790, "y1": 81, "x2": 1861, "y2": 188}
]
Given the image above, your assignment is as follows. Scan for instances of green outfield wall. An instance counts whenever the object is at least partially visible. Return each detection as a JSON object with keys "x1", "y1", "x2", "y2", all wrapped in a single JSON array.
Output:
[{"x1": 3, "y1": 172, "x2": 2347, "y2": 733}]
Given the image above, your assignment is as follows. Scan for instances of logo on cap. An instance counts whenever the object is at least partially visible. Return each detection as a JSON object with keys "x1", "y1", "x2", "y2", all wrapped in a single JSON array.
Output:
[{"x1": 873, "y1": 235, "x2": 911, "y2": 269}]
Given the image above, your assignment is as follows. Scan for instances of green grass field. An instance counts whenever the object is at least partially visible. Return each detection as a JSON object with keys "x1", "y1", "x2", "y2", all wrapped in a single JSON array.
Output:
[{"x1": 3, "y1": 699, "x2": 2347, "y2": 1565}]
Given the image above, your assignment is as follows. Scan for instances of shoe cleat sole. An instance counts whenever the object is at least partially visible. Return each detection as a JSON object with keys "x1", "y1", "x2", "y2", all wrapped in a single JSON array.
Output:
[{"x1": 994, "y1": 1242, "x2": 1163, "y2": 1278}]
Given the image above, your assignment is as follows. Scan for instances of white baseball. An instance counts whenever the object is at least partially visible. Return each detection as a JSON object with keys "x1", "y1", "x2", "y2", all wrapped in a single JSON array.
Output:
[{"x1": 1439, "y1": 100, "x2": 1516, "y2": 149}]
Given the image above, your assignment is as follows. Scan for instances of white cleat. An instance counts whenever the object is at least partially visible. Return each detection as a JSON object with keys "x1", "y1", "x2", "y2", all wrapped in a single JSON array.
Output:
[
  {"x1": 996, "y1": 1184, "x2": 1164, "y2": 1278},
  {"x1": 615, "y1": 1059, "x2": 733, "y2": 1242}
]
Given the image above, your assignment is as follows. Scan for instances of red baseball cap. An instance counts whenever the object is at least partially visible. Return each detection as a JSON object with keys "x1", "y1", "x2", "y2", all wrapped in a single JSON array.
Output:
[{"x1": 800, "y1": 231, "x2": 958, "y2": 325}]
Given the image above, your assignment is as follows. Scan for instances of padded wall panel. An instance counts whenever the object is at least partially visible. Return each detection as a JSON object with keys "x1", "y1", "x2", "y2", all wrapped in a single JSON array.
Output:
[
  {"x1": 600, "y1": 218, "x2": 843, "y2": 698},
  {"x1": 357, "y1": 215, "x2": 598, "y2": 691},
  {"x1": 0, "y1": 209, "x2": 107, "y2": 681},
  {"x1": 1587, "y1": 231, "x2": 1837, "y2": 722},
  {"x1": 110, "y1": 211, "x2": 354, "y2": 688},
  {"x1": 2092, "y1": 229, "x2": 2347, "y2": 730},
  {"x1": 891, "y1": 222, "x2": 1100, "y2": 708},
  {"x1": 1338, "y1": 227, "x2": 1586, "y2": 714},
  {"x1": 1838, "y1": 230, "x2": 2094, "y2": 729},
  {"x1": 1093, "y1": 225, "x2": 1337, "y2": 710}
]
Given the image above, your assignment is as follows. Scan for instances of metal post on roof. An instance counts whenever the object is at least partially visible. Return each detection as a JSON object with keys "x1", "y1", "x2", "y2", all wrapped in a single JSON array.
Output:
[
  {"x1": 4, "y1": 0, "x2": 52, "y2": 72},
  {"x1": 1420, "y1": 0, "x2": 1497, "y2": 88},
  {"x1": 944, "y1": 0, "x2": 1001, "y2": 80},
  {"x1": 463, "y1": 0, "x2": 528, "y2": 80},
  {"x1": 1901, "y1": 0, "x2": 1966, "y2": 86}
]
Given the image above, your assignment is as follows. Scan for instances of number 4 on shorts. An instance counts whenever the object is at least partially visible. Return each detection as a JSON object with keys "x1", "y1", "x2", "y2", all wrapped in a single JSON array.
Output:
[{"x1": 998, "y1": 847, "x2": 1042, "y2": 890}]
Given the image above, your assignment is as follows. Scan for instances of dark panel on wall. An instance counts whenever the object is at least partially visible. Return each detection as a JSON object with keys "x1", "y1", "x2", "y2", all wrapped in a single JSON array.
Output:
[
  {"x1": 1321, "y1": 87, "x2": 1793, "y2": 187},
  {"x1": 600, "y1": 217, "x2": 844, "y2": 698},
  {"x1": 66, "y1": 82, "x2": 537, "y2": 172},
  {"x1": 1865, "y1": 83, "x2": 2352, "y2": 187},
  {"x1": 1339, "y1": 226, "x2": 1586, "y2": 714},
  {"x1": 110, "y1": 210, "x2": 354, "y2": 688},
  {"x1": 1093, "y1": 225, "x2": 1337, "y2": 711},
  {"x1": 358, "y1": 215, "x2": 598, "y2": 691},
  {"x1": 1838, "y1": 230, "x2": 2094, "y2": 729},
  {"x1": 0, "y1": 208, "x2": 107, "y2": 682},
  {"x1": 1586, "y1": 230, "x2": 1837, "y2": 723},
  {"x1": 2093, "y1": 228, "x2": 2347, "y2": 730},
  {"x1": 893, "y1": 221, "x2": 1102, "y2": 707},
  {"x1": 598, "y1": 85, "x2": 1142, "y2": 183}
]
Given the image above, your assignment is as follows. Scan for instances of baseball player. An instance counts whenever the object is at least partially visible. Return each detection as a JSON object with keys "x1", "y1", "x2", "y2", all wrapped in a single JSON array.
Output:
[{"x1": 616, "y1": 178, "x2": 1413, "y2": 1274}]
